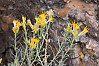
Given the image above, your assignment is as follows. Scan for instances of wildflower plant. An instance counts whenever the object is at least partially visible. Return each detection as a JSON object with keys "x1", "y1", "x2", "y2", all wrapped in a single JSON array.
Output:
[
  {"x1": 64, "y1": 21, "x2": 89, "y2": 39},
  {"x1": 9, "y1": 8, "x2": 89, "y2": 66},
  {"x1": 48, "y1": 21, "x2": 89, "y2": 66},
  {"x1": 9, "y1": 10, "x2": 54, "y2": 66}
]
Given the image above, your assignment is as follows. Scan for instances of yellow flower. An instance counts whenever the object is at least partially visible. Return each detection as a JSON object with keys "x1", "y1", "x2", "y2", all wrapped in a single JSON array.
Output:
[
  {"x1": 64, "y1": 24, "x2": 72, "y2": 32},
  {"x1": 12, "y1": 26, "x2": 19, "y2": 33},
  {"x1": 35, "y1": 17, "x2": 41, "y2": 24},
  {"x1": 27, "y1": 19, "x2": 31, "y2": 25},
  {"x1": 39, "y1": 13, "x2": 47, "y2": 19},
  {"x1": 26, "y1": 18, "x2": 40, "y2": 32},
  {"x1": 27, "y1": 40, "x2": 30, "y2": 44},
  {"x1": 64, "y1": 21, "x2": 89, "y2": 38},
  {"x1": 20, "y1": 16, "x2": 26, "y2": 30},
  {"x1": 71, "y1": 21, "x2": 80, "y2": 38},
  {"x1": 39, "y1": 13, "x2": 47, "y2": 27},
  {"x1": 27, "y1": 37, "x2": 40, "y2": 49},
  {"x1": 12, "y1": 20, "x2": 20, "y2": 33},
  {"x1": 72, "y1": 21, "x2": 80, "y2": 30},
  {"x1": 67, "y1": 24, "x2": 72, "y2": 32},
  {"x1": 13, "y1": 20, "x2": 17, "y2": 26},
  {"x1": 64, "y1": 28, "x2": 66, "y2": 32},
  {"x1": 78, "y1": 26, "x2": 89, "y2": 37},
  {"x1": 0, "y1": 58, "x2": 2, "y2": 64},
  {"x1": 35, "y1": 15, "x2": 47, "y2": 27},
  {"x1": 26, "y1": 19, "x2": 35, "y2": 30},
  {"x1": 48, "y1": 16, "x2": 53, "y2": 22},
  {"x1": 35, "y1": 12, "x2": 53, "y2": 28},
  {"x1": 13, "y1": 20, "x2": 21, "y2": 26},
  {"x1": 22, "y1": 16, "x2": 26, "y2": 23}
]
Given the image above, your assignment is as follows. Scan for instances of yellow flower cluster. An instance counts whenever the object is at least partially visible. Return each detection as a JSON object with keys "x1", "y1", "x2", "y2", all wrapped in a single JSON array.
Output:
[
  {"x1": 35, "y1": 12, "x2": 53, "y2": 27},
  {"x1": 27, "y1": 12, "x2": 53, "y2": 32},
  {"x1": 12, "y1": 10, "x2": 54, "y2": 48},
  {"x1": 64, "y1": 24, "x2": 72, "y2": 32},
  {"x1": 64, "y1": 21, "x2": 89, "y2": 38},
  {"x1": 26, "y1": 18, "x2": 39, "y2": 32},
  {"x1": 12, "y1": 10, "x2": 54, "y2": 33},
  {"x1": 12, "y1": 20, "x2": 20, "y2": 33},
  {"x1": 27, "y1": 37, "x2": 40, "y2": 48},
  {"x1": 12, "y1": 16, "x2": 27, "y2": 33}
]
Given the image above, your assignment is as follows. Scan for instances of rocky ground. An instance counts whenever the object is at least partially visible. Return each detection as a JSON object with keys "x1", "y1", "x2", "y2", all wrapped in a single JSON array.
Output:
[{"x1": 0, "y1": 0, "x2": 99, "y2": 66}]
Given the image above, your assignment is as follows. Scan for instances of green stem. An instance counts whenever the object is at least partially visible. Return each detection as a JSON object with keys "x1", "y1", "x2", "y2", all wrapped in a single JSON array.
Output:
[
  {"x1": 37, "y1": 42, "x2": 44, "y2": 66},
  {"x1": 21, "y1": 26, "x2": 28, "y2": 65},
  {"x1": 15, "y1": 33, "x2": 17, "y2": 51},
  {"x1": 14, "y1": 33, "x2": 19, "y2": 65},
  {"x1": 24, "y1": 26, "x2": 28, "y2": 55},
  {"x1": 59, "y1": 38, "x2": 75, "y2": 66},
  {"x1": 48, "y1": 32, "x2": 68, "y2": 66},
  {"x1": 40, "y1": 23, "x2": 50, "y2": 50},
  {"x1": 48, "y1": 39, "x2": 65, "y2": 66},
  {"x1": 24, "y1": 28, "x2": 28, "y2": 41},
  {"x1": 44, "y1": 24, "x2": 49, "y2": 66}
]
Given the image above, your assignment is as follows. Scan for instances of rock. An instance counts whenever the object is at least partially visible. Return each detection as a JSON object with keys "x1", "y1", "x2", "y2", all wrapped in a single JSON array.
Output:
[
  {"x1": 86, "y1": 38, "x2": 99, "y2": 50},
  {"x1": 83, "y1": 0, "x2": 98, "y2": 3},
  {"x1": 96, "y1": 59, "x2": 99, "y2": 65},
  {"x1": 5, "y1": 48, "x2": 14, "y2": 63},
  {"x1": 1, "y1": 15, "x2": 14, "y2": 24},
  {"x1": 80, "y1": 36, "x2": 89, "y2": 43},
  {"x1": 85, "y1": 13, "x2": 98, "y2": 31},
  {"x1": 68, "y1": 9, "x2": 86, "y2": 21},
  {"x1": 95, "y1": 50, "x2": 99, "y2": 57},
  {"x1": 84, "y1": 54, "x2": 96, "y2": 66},
  {"x1": 86, "y1": 8, "x2": 95, "y2": 16},
  {"x1": 83, "y1": 0, "x2": 91, "y2": 3},
  {"x1": 1, "y1": 22, "x2": 9, "y2": 31},
  {"x1": 64, "y1": 0, "x2": 68, "y2": 2},
  {"x1": 0, "y1": 6, "x2": 6, "y2": 10},
  {"x1": 65, "y1": 0, "x2": 93, "y2": 10},
  {"x1": 0, "y1": 33, "x2": 8, "y2": 54},
  {"x1": 86, "y1": 38, "x2": 99, "y2": 57},
  {"x1": 45, "y1": 0, "x2": 62, "y2": 3},
  {"x1": 56, "y1": 7, "x2": 70, "y2": 17},
  {"x1": 72, "y1": 44, "x2": 83, "y2": 66}
]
